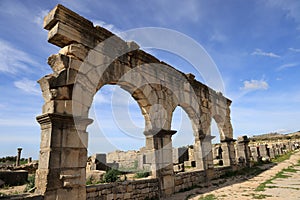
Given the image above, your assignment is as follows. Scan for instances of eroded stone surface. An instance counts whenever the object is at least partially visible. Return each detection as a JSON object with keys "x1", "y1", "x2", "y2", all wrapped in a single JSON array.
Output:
[{"x1": 36, "y1": 4, "x2": 235, "y2": 199}]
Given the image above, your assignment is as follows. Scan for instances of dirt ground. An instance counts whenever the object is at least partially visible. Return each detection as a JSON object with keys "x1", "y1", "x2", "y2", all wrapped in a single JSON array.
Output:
[
  {"x1": 0, "y1": 184, "x2": 26, "y2": 196},
  {"x1": 166, "y1": 150, "x2": 300, "y2": 200}
]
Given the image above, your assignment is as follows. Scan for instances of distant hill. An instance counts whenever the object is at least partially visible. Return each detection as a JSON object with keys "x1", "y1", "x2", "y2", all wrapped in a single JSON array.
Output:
[{"x1": 250, "y1": 131, "x2": 300, "y2": 141}]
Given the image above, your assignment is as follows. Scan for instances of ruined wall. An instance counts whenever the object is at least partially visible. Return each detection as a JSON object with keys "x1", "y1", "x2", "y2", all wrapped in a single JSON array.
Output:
[
  {"x1": 86, "y1": 178, "x2": 159, "y2": 200},
  {"x1": 248, "y1": 140, "x2": 299, "y2": 162},
  {"x1": 36, "y1": 4, "x2": 235, "y2": 199},
  {"x1": 174, "y1": 170, "x2": 206, "y2": 192},
  {"x1": 107, "y1": 150, "x2": 140, "y2": 169}
]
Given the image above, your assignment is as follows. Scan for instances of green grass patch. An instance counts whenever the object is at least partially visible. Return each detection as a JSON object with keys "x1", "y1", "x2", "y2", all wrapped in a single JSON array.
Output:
[
  {"x1": 255, "y1": 179, "x2": 274, "y2": 191},
  {"x1": 255, "y1": 165, "x2": 297, "y2": 191},
  {"x1": 134, "y1": 171, "x2": 150, "y2": 179},
  {"x1": 271, "y1": 151, "x2": 294, "y2": 163},
  {"x1": 252, "y1": 194, "x2": 273, "y2": 199},
  {"x1": 198, "y1": 194, "x2": 218, "y2": 200},
  {"x1": 282, "y1": 166, "x2": 298, "y2": 173},
  {"x1": 24, "y1": 175, "x2": 35, "y2": 193},
  {"x1": 220, "y1": 166, "x2": 265, "y2": 179}
]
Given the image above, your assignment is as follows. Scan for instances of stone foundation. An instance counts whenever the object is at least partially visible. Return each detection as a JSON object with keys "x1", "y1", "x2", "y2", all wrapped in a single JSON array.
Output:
[{"x1": 86, "y1": 178, "x2": 159, "y2": 200}]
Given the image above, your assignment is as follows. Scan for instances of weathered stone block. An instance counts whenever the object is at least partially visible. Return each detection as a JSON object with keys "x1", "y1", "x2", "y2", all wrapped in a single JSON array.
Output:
[{"x1": 59, "y1": 43, "x2": 89, "y2": 61}]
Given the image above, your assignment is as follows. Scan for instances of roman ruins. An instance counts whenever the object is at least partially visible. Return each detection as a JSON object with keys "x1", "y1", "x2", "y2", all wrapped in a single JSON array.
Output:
[
  {"x1": 23, "y1": 4, "x2": 297, "y2": 200},
  {"x1": 35, "y1": 4, "x2": 235, "y2": 199}
]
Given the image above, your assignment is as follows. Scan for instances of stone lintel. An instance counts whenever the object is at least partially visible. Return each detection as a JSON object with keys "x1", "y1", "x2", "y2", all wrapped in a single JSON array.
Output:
[
  {"x1": 144, "y1": 129, "x2": 177, "y2": 137},
  {"x1": 44, "y1": 4, "x2": 124, "y2": 50},
  {"x1": 44, "y1": 4, "x2": 94, "y2": 31}
]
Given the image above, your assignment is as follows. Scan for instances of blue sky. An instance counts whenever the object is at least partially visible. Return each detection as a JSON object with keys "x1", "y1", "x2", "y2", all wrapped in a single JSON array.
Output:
[{"x1": 0, "y1": 0, "x2": 300, "y2": 159}]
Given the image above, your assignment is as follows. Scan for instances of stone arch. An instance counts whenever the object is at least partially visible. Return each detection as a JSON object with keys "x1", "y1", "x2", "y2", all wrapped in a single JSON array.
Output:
[
  {"x1": 211, "y1": 98, "x2": 235, "y2": 167},
  {"x1": 36, "y1": 4, "x2": 235, "y2": 199}
]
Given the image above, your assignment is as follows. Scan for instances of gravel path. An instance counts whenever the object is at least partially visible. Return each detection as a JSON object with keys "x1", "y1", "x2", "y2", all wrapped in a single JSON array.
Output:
[{"x1": 165, "y1": 150, "x2": 300, "y2": 200}]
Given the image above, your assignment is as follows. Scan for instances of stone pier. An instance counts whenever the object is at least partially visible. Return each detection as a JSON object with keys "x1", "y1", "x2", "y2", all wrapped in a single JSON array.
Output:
[{"x1": 36, "y1": 4, "x2": 235, "y2": 199}]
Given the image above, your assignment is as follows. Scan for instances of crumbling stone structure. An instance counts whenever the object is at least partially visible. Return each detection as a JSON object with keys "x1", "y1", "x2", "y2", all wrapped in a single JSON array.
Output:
[{"x1": 36, "y1": 4, "x2": 235, "y2": 199}]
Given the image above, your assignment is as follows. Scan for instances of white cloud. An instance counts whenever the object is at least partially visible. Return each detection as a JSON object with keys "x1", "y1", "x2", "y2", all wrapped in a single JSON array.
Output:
[
  {"x1": 33, "y1": 9, "x2": 49, "y2": 26},
  {"x1": 0, "y1": 39, "x2": 38, "y2": 74},
  {"x1": 251, "y1": 48, "x2": 280, "y2": 58},
  {"x1": 277, "y1": 63, "x2": 298, "y2": 71},
  {"x1": 289, "y1": 47, "x2": 300, "y2": 53},
  {"x1": 241, "y1": 79, "x2": 269, "y2": 91},
  {"x1": 14, "y1": 78, "x2": 40, "y2": 95},
  {"x1": 93, "y1": 20, "x2": 122, "y2": 35}
]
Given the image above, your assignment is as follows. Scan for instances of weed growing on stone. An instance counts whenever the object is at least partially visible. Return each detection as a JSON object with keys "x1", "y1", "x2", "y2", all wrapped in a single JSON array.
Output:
[
  {"x1": 134, "y1": 171, "x2": 150, "y2": 179},
  {"x1": 271, "y1": 151, "x2": 294, "y2": 163},
  {"x1": 252, "y1": 194, "x2": 272, "y2": 199},
  {"x1": 24, "y1": 175, "x2": 35, "y2": 193},
  {"x1": 198, "y1": 194, "x2": 218, "y2": 200},
  {"x1": 256, "y1": 165, "x2": 297, "y2": 191}
]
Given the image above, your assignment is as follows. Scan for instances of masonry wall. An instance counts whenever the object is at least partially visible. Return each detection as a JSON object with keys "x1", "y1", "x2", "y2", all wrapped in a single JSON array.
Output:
[
  {"x1": 174, "y1": 170, "x2": 206, "y2": 192},
  {"x1": 107, "y1": 150, "x2": 140, "y2": 169},
  {"x1": 86, "y1": 178, "x2": 160, "y2": 200}
]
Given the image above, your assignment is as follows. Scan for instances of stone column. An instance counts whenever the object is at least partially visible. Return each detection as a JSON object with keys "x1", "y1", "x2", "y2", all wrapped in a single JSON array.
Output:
[
  {"x1": 16, "y1": 148, "x2": 22, "y2": 166},
  {"x1": 221, "y1": 138, "x2": 236, "y2": 167},
  {"x1": 194, "y1": 133, "x2": 215, "y2": 170},
  {"x1": 236, "y1": 136, "x2": 250, "y2": 167},
  {"x1": 259, "y1": 144, "x2": 269, "y2": 160},
  {"x1": 35, "y1": 113, "x2": 92, "y2": 200},
  {"x1": 194, "y1": 139, "x2": 204, "y2": 170},
  {"x1": 144, "y1": 129, "x2": 176, "y2": 197}
]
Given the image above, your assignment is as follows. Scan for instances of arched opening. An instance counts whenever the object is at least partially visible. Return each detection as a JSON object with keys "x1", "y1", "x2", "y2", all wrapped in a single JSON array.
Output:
[
  {"x1": 211, "y1": 114, "x2": 235, "y2": 167},
  {"x1": 88, "y1": 85, "x2": 145, "y2": 154},
  {"x1": 85, "y1": 84, "x2": 152, "y2": 184},
  {"x1": 171, "y1": 107, "x2": 194, "y2": 148},
  {"x1": 211, "y1": 118, "x2": 223, "y2": 167},
  {"x1": 170, "y1": 105, "x2": 202, "y2": 172}
]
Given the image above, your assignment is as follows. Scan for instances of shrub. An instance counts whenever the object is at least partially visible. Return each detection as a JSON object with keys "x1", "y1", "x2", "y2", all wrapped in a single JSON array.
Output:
[
  {"x1": 103, "y1": 169, "x2": 121, "y2": 183},
  {"x1": 134, "y1": 171, "x2": 150, "y2": 179}
]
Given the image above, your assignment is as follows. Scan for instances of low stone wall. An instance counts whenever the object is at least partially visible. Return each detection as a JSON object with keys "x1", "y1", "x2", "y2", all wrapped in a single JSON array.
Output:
[
  {"x1": 174, "y1": 170, "x2": 206, "y2": 192},
  {"x1": 173, "y1": 166, "x2": 234, "y2": 193},
  {"x1": 213, "y1": 166, "x2": 233, "y2": 178},
  {"x1": 86, "y1": 178, "x2": 160, "y2": 200}
]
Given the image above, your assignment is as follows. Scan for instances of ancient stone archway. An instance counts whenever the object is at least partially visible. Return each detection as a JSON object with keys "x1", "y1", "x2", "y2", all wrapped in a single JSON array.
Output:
[{"x1": 36, "y1": 4, "x2": 235, "y2": 199}]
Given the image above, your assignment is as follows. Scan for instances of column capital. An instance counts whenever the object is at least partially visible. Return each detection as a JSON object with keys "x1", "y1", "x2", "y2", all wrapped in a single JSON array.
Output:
[
  {"x1": 36, "y1": 113, "x2": 93, "y2": 130},
  {"x1": 144, "y1": 129, "x2": 177, "y2": 137},
  {"x1": 198, "y1": 135, "x2": 215, "y2": 140},
  {"x1": 237, "y1": 135, "x2": 250, "y2": 143},
  {"x1": 221, "y1": 137, "x2": 236, "y2": 143}
]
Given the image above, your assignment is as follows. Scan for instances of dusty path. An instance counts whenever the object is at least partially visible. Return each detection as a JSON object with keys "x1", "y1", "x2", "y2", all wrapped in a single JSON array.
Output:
[{"x1": 166, "y1": 150, "x2": 300, "y2": 200}]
